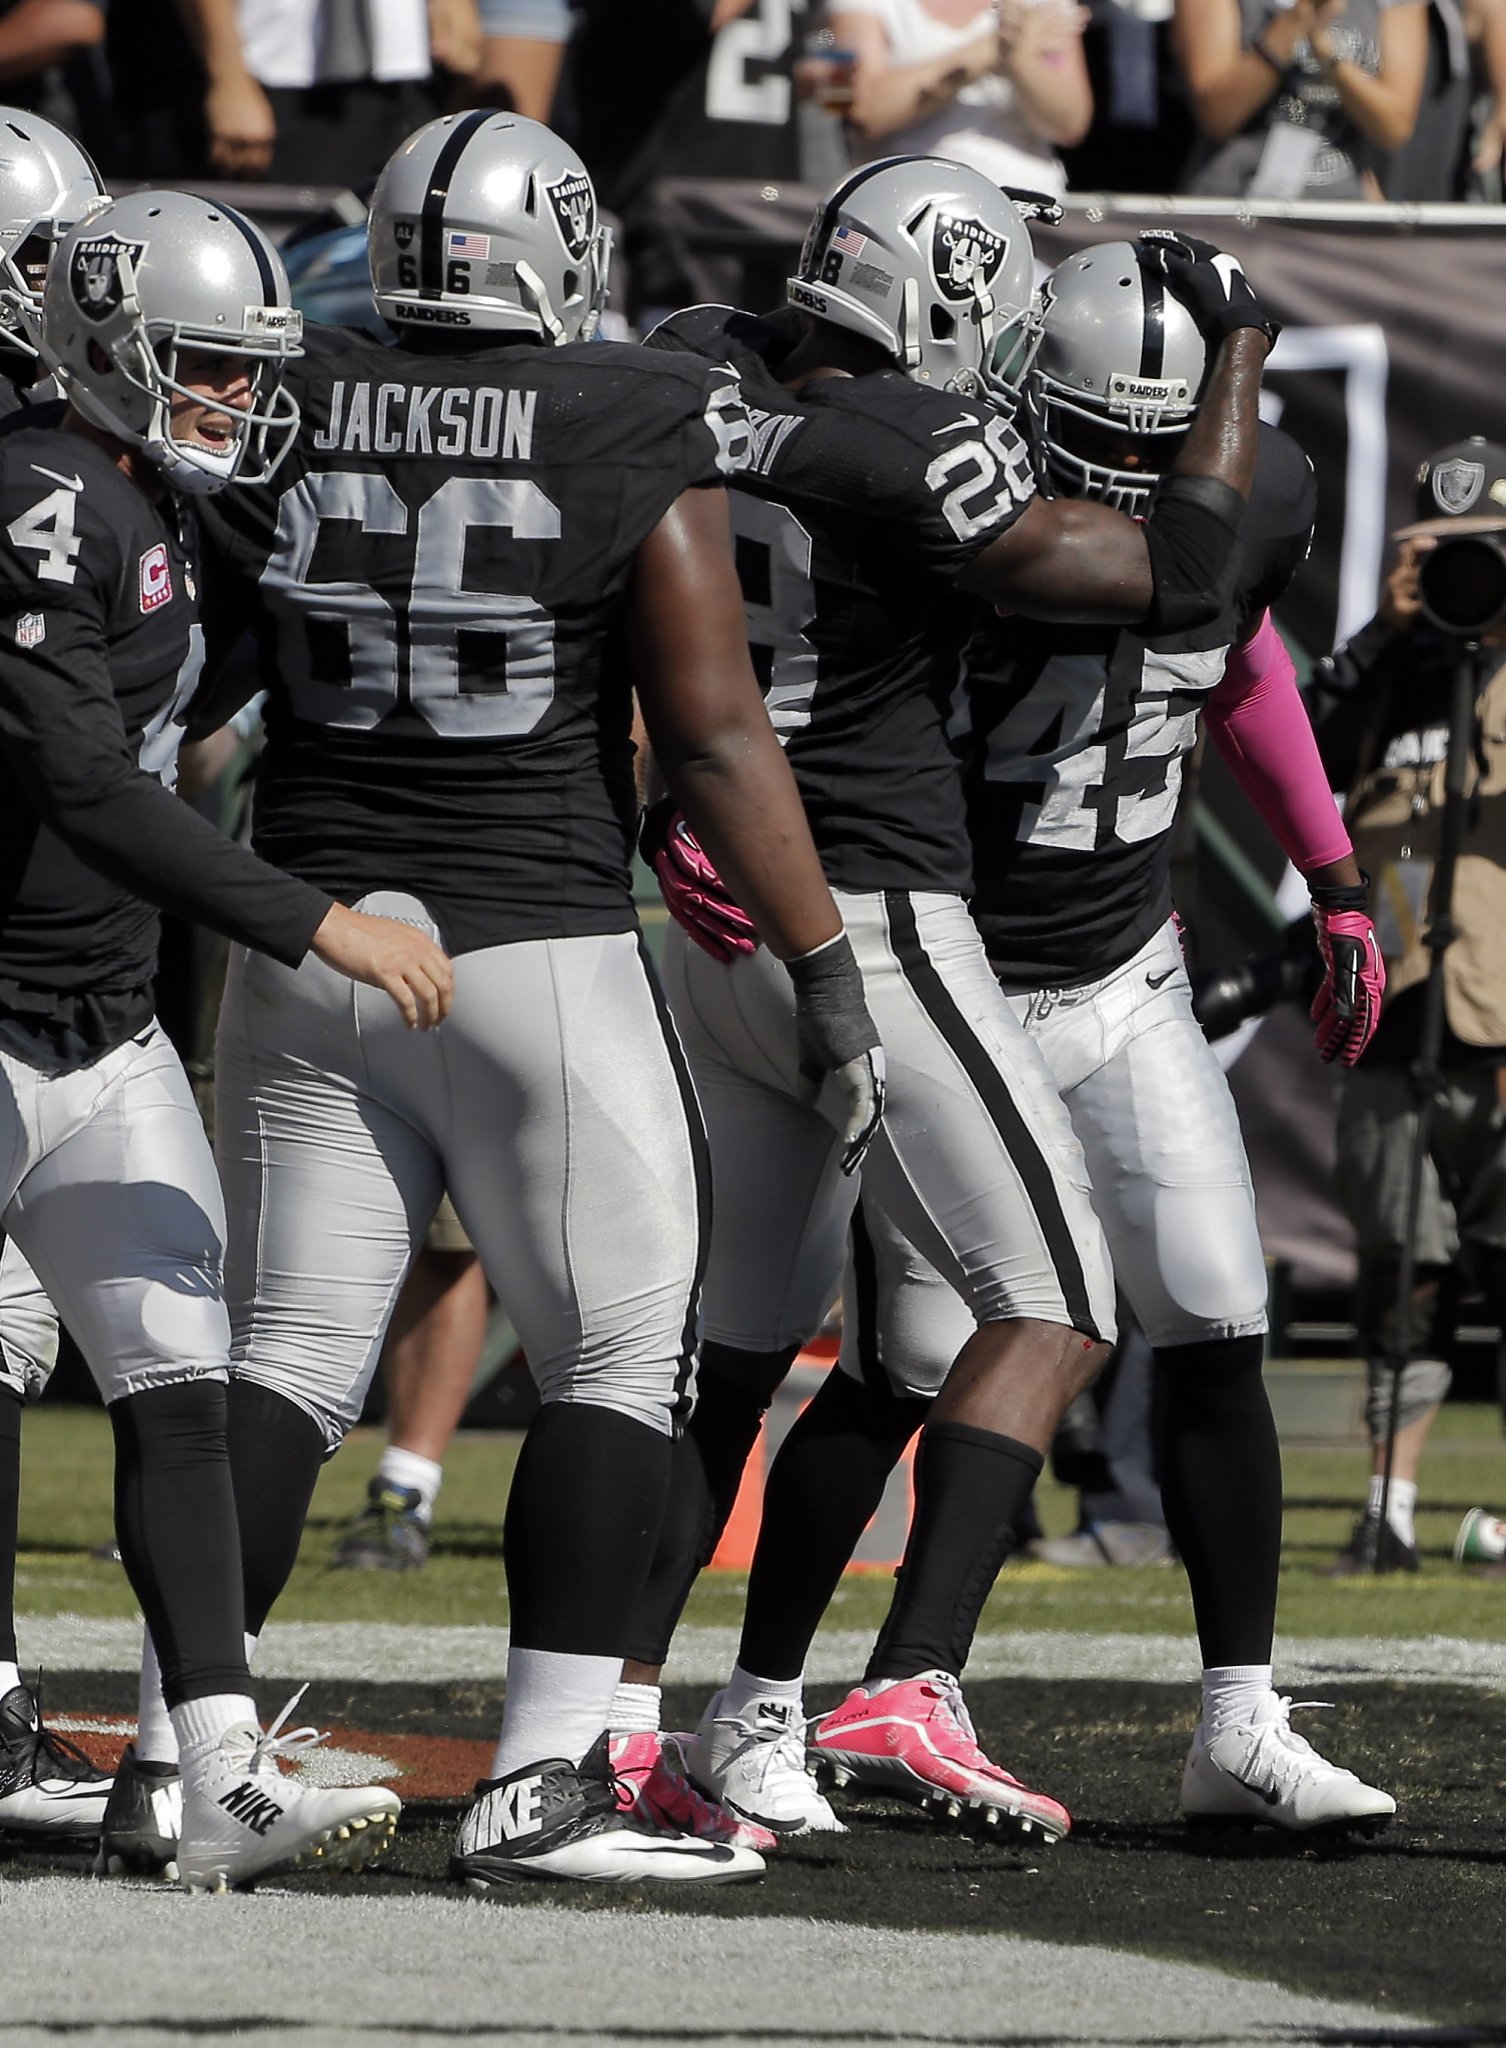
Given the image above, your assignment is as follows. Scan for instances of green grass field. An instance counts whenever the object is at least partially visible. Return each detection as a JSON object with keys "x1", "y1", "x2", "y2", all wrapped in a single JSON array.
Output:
[{"x1": 18, "y1": 1399, "x2": 1506, "y2": 1642}]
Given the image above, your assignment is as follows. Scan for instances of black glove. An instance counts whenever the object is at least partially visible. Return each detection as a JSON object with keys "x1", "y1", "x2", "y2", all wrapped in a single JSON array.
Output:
[
  {"x1": 1136, "y1": 232, "x2": 1281, "y2": 348},
  {"x1": 785, "y1": 932, "x2": 886, "y2": 1175}
]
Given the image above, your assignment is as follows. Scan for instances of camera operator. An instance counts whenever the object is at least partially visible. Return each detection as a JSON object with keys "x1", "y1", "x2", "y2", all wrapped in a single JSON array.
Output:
[{"x1": 1309, "y1": 435, "x2": 1506, "y2": 1574}]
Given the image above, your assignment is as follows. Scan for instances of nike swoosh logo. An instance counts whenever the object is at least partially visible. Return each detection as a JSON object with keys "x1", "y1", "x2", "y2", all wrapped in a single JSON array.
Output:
[
  {"x1": 1211, "y1": 253, "x2": 1243, "y2": 300},
  {"x1": 932, "y1": 414, "x2": 982, "y2": 436},
  {"x1": 1146, "y1": 967, "x2": 1177, "y2": 990},
  {"x1": 31, "y1": 463, "x2": 83, "y2": 491},
  {"x1": 1234, "y1": 1772, "x2": 1282, "y2": 1806}
]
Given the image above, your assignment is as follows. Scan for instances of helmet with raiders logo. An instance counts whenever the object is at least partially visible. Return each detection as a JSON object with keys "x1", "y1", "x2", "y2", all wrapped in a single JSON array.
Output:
[
  {"x1": 368, "y1": 111, "x2": 610, "y2": 345},
  {"x1": 0, "y1": 107, "x2": 107, "y2": 361},
  {"x1": 1025, "y1": 240, "x2": 1208, "y2": 513},
  {"x1": 787, "y1": 155, "x2": 1039, "y2": 399},
  {"x1": 41, "y1": 189, "x2": 303, "y2": 496}
]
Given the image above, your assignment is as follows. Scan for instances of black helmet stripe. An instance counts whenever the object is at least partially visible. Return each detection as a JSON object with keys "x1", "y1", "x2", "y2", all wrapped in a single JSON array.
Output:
[
  {"x1": 215, "y1": 197, "x2": 277, "y2": 305},
  {"x1": 1139, "y1": 262, "x2": 1165, "y2": 379},
  {"x1": 421, "y1": 109, "x2": 494, "y2": 298},
  {"x1": 806, "y1": 155, "x2": 915, "y2": 276}
]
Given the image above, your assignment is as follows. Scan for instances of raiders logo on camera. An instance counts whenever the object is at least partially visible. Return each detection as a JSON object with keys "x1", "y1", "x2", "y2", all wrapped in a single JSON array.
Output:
[
  {"x1": 931, "y1": 213, "x2": 1005, "y2": 304},
  {"x1": 545, "y1": 172, "x2": 594, "y2": 261},
  {"x1": 1426, "y1": 457, "x2": 1485, "y2": 515},
  {"x1": 70, "y1": 238, "x2": 145, "y2": 324}
]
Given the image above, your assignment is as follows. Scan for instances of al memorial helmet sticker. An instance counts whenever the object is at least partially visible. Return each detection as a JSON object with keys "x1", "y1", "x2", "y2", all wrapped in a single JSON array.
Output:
[{"x1": 69, "y1": 236, "x2": 145, "y2": 323}]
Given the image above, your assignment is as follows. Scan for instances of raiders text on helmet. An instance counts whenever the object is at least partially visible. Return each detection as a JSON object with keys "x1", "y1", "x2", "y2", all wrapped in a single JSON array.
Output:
[
  {"x1": 41, "y1": 190, "x2": 303, "y2": 496},
  {"x1": 0, "y1": 108, "x2": 106, "y2": 360},
  {"x1": 1025, "y1": 240, "x2": 1208, "y2": 513},
  {"x1": 368, "y1": 112, "x2": 610, "y2": 346},
  {"x1": 788, "y1": 156, "x2": 1039, "y2": 399}
]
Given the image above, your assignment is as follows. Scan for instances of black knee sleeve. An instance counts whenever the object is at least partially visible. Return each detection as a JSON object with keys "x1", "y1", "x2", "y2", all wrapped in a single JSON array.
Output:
[{"x1": 227, "y1": 1380, "x2": 328, "y2": 1637}]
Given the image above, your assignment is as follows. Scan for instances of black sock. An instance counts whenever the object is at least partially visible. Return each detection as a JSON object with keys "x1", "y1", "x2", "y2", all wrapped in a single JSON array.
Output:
[
  {"x1": 226, "y1": 1380, "x2": 328, "y2": 1637},
  {"x1": 740, "y1": 1368, "x2": 926, "y2": 1682},
  {"x1": 506, "y1": 1403, "x2": 672, "y2": 1654},
  {"x1": 109, "y1": 1381, "x2": 248, "y2": 1708},
  {"x1": 1155, "y1": 1335, "x2": 1280, "y2": 1668},
  {"x1": 0, "y1": 1388, "x2": 19, "y2": 1668},
  {"x1": 866, "y1": 1421, "x2": 1042, "y2": 1684},
  {"x1": 621, "y1": 1358, "x2": 782, "y2": 1667}
]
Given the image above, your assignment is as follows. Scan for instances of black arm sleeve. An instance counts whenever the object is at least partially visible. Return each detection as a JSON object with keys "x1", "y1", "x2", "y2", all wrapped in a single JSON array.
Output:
[
  {"x1": 1140, "y1": 474, "x2": 1247, "y2": 638},
  {"x1": 0, "y1": 610, "x2": 330, "y2": 967}
]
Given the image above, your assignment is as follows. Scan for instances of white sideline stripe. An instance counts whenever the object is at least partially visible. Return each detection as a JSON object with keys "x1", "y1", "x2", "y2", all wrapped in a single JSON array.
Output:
[
  {"x1": 19, "y1": 1615, "x2": 1506, "y2": 1690},
  {"x1": 0, "y1": 1875, "x2": 1401, "y2": 2048}
]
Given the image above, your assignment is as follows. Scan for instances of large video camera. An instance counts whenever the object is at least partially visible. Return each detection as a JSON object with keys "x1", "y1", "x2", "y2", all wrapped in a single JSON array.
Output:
[{"x1": 1189, "y1": 915, "x2": 1321, "y2": 1043}]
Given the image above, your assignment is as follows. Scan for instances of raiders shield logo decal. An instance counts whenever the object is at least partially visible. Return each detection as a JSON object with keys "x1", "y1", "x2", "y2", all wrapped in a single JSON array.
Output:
[
  {"x1": 70, "y1": 236, "x2": 145, "y2": 324},
  {"x1": 931, "y1": 212, "x2": 1006, "y2": 304},
  {"x1": 544, "y1": 171, "x2": 594, "y2": 262},
  {"x1": 1429, "y1": 458, "x2": 1485, "y2": 515}
]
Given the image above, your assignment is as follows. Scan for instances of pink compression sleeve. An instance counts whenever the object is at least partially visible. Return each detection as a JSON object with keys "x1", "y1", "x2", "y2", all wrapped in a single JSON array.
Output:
[{"x1": 1203, "y1": 609, "x2": 1353, "y2": 873}]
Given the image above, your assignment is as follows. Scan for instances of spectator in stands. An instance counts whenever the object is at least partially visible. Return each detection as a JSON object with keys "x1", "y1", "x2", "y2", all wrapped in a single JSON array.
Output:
[
  {"x1": 1061, "y1": 0, "x2": 1198, "y2": 194},
  {"x1": 1381, "y1": 0, "x2": 1471, "y2": 193},
  {"x1": 0, "y1": 0, "x2": 104, "y2": 136},
  {"x1": 1173, "y1": 0, "x2": 1427, "y2": 197},
  {"x1": 175, "y1": 0, "x2": 454, "y2": 184},
  {"x1": 458, "y1": 0, "x2": 571, "y2": 116},
  {"x1": 1309, "y1": 437, "x2": 1506, "y2": 1574},
  {"x1": 832, "y1": 0, "x2": 1093, "y2": 196},
  {"x1": 1463, "y1": 0, "x2": 1506, "y2": 193}
]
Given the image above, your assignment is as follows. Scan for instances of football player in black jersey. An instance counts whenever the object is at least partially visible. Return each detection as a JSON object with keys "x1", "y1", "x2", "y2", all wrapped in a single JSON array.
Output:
[
  {"x1": 611, "y1": 164, "x2": 1281, "y2": 1837},
  {"x1": 0, "y1": 109, "x2": 104, "y2": 424},
  {"x1": 128, "y1": 114, "x2": 880, "y2": 1889},
  {"x1": 692, "y1": 242, "x2": 1394, "y2": 1840},
  {"x1": 0, "y1": 188, "x2": 458, "y2": 1893}
]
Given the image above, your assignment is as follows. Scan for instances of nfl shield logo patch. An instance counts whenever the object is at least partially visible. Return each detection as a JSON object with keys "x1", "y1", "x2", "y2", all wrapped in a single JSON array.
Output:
[
  {"x1": 139, "y1": 542, "x2": 172, "y2": 612},
  {"x1": 15, "y1": 612, "x2": 44, "y2": 650}
]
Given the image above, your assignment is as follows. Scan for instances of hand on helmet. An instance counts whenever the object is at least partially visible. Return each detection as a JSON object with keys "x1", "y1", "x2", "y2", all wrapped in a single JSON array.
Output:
[
  {"x1": 641, "y1": 803, "x2": 758, "y2": 964},
  {"x1": 1135, "y1": 233, "x2": 1281, "y2": 350},
  {"x1": 1310, "y1": 896, "x2": 1385, "y2": 1066}
]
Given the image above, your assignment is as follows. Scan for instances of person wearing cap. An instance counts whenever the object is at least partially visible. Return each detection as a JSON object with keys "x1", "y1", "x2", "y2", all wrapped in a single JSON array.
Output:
[{"x1": 1308, "y1": 434, "x2": 1506, "y2": 1575}]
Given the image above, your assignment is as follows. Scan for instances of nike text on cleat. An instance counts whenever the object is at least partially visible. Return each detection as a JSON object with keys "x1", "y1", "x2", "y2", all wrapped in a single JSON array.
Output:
[
  {"x1": 681, "y1": 1690, "x2": 845, "y2": 1837},
  {"x1": 0, "y1": 1679, "x2": 112, "y2": 1837},
  {"x1": 176, "y1": 1688, "x2": 400, "y2": 1893},
  {"x1": 93, "y1": 1744, "x2": 182, "y2": 1880},
  {"x1": 810, "y1": 1672, "x2": 1071, "y2": 1844},
  {"x1": 450, "y1": 1733, "x2": 764, "y2": 1886},
  {"x1": 1181, "y1": 1694, "x2": 1397, "y2": 1837},
  {"x1": 608, "y1": 1730, "x2": 778, "y2": 1853}
]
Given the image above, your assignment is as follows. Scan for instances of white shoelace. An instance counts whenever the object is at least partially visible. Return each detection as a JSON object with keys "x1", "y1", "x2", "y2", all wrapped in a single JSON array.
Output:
[
  {"x1": 241, "y1": 1685, "x2": 330, "y2": 1778},
  {"x1": 1238, "y1": 1698, "x2": 1346, "y2": 1791}
]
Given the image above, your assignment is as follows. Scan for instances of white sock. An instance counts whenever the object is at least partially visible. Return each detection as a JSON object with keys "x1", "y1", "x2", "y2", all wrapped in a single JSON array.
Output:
[
  {"x1": 1201, "y1": 1665, "x2": 1274, "y2": 1735},
  {"x1": 491, "y1": 1648, "x2": 621, "y2": 1777},
  {"x1": 1368, "y1": 1475, "x2": 1417, "y2": 1547},
  {"x1": 170, "y1": 1693, "x2": 258, "y2": 1789},
  {"x1": 721, "y1": 1663, "x2": 804, "y2": 1723},
  {"x1": 608, "y1": 1681, "x2": 662, "y2": 1736},
  {"x1": 135, "y1": 1636, "x2": 178, "y2": 1765},
  {"x1": 0, "y1": 1660, "x2": 21, "y2": 1700},
  {"x1": 376, "y1": 1445, "x2": 443, "y2": 1523}
]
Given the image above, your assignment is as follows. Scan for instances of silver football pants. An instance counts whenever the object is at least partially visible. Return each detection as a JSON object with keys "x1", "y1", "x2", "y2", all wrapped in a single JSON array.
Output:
[
  {"x1": 0, "y1": 1024, "x2": 230, "y2": 1404},
  {"x1": 215, "y1": 895, "x2": 707, "y2": 1452},
  {"x1": 665, "y1": 888, "x2": 1116, "y2": 1355},
  {"x1": 839, "y1": 919, "x2": 1269, "y2": 1397}
]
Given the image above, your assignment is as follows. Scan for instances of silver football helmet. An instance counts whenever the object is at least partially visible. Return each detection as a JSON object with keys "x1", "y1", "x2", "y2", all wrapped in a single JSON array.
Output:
[
  {"x1": 41, "y1": 190, "x2": 303, "y2": 496},
  {"x1": 0, "y1": 107, "x2": 107, "y2": 360},
  {"x1": 1025, "y1": 240, "x2": 1208, "y2": 512},
  {"x1": 369, "y1": 111, "x2": 610, "y2": 345},
  {"x1": 787, "y1": 155, "x2": 1039, "y2": 399}
]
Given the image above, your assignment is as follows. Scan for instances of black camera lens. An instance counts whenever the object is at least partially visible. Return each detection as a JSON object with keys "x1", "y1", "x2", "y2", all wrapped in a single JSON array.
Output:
[{"x1": 1418, "y1": 531, "x2": 1506, "y2": 636}]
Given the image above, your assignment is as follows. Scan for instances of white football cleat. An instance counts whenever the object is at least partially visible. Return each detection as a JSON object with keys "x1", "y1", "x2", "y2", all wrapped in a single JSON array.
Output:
[
  {"x1": 1182, "y1": 1694, "x2": 1396, "y2": 1837},
  {"x1": 177, "y1": 1690, "x2": 400, "y2": 1893},
  {"x1": 0, "y1": 1680, "x2": 112, "y2": 1837},
  {"x1": 451, "y1": 1734, "x2": 764, "y2": 1885},
  {"x1": 682, "y1": 1689, "x2": 845, "y2": 1837}
]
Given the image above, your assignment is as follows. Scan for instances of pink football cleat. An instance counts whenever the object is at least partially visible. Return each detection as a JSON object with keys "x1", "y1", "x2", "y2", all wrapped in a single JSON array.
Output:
[
  {"x1": 811, "y1": 1671, "x2": 1071, "y2": 1843},
  {"x1": 609, "y1": 1731, "x2": 779, "y2": 1854}
]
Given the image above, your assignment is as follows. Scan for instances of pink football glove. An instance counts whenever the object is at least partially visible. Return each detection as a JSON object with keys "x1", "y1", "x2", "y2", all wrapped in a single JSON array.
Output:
[
  {"x1": 1310, "y1": 898, "x2": 1385, "y2": 1066},
  {"x1": 650, "y1": 809, "x2": 757, "y2": 964}
]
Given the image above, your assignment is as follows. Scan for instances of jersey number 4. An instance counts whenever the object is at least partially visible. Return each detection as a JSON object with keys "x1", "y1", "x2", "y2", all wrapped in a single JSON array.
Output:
[
  {"x1": 265, "y1": 470, "x2": 558, "y2": 738},
  {"x1": 7, "y1": 487, "x2": 82, "y2": 586}
]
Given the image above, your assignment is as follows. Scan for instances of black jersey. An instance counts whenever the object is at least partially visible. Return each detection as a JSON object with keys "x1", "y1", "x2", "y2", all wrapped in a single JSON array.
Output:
[
  {"x1": 0, "y1": 426, "x2": 330, "y2": 1072},
  {"x1": 647, "y1": 306, "x2": 1036, "y2": 896},
  {"x1": 194, "y1": 323, "x2": 748, "y2": 953},
  {"x1": 963, "y1": 423, "x2": 1316, "y2": 987}
]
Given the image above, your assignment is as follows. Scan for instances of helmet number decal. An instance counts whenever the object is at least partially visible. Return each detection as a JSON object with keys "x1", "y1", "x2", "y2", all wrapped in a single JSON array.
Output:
[{"x1": 7, "y1": 486, "x2": 82, "y2": 586}]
